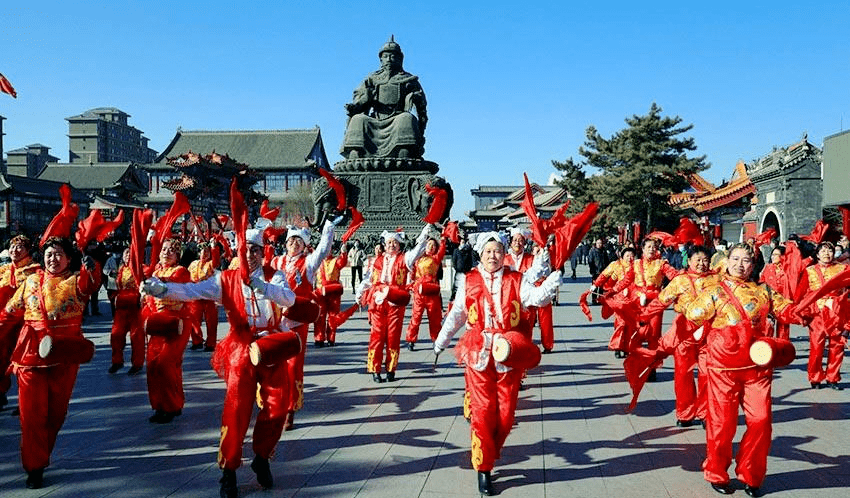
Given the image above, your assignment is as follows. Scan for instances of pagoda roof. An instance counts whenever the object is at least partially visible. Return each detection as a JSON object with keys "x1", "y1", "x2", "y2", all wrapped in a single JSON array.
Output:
[{"x1": 670, "y1": 162, "x2": 754, "y2": 213}]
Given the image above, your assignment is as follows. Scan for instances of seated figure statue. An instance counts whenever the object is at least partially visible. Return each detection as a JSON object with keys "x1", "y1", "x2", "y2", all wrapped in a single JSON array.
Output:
[{"x1": 341, "y1": 36, "x2": 428, "y2": 160}]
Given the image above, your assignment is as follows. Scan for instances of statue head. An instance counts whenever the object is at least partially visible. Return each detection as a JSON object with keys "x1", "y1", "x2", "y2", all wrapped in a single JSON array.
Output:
[{"x1": 379, "y1": 35, "x2": 404, "y2": 70}]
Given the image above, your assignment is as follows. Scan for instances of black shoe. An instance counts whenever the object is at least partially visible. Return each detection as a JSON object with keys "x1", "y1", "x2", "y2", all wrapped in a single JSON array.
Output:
[
  {"x1": 314, "y1": 340, "x2": 325, "y2": 348},
  {"x1": 203, "y1": 345, "x2": 216, "y2": 352},
  {"x1": 219, "y1": 469, "x2": 237, "y2": 498},
  {"x1": 372, "y1": 373, "x2": 384, "y2": 383},
  {"x1": 0, "y1": 392, "x2": 8, "y2": 410},
  {"x1": 407, "y1": 341, "x2": 415, "y2": 351},
  {"x1": 284, "y1": 411, "x2": 294, "y2": 431},
  {"x1": 108, "y1": 363, "x2": 124, "y2": 374},
  {"x1": 827, "y1": 382, "x2": 843, "y2": 390},
  {"x1": 676, "y1": 419, "x2": 696, "y2": 428},
  {"x1": 251, "y1": 456, "x2": 274, "y2": 489},
  {"x1": 149, "y1": 410, "x2": 177, "y2": 424},
  {"x1": 325, "y1": 341, "x2": 334, "y2": 347},
  {"x1": 647, "y1": 369, "x2": 657, "y2": 382},
  {"x1": 744, "y1": 484, "x2": 763, "y2": 497},
  {"x1": 127, "y1": 365, "x2": 143, "y2": 375},
  {"x1": 811, "y1": 382, "x2": 822, "y2": 389},
  {"x1": 190, "y1": 343, "x2": 204, "y2": 351},
  {"x1": 542, "y1": 348, "x2": 552, "y2": 354},
  {"x1": 477, "y1": 471, "x2": 494, "y2": 496},
  {"x1": 711, "y1": 482, "x2": 734, "y2": 495},
  {"x1": 386, "y1": 371, "x2": 396, "y2": 382},
  {"x1": 26, "y1": 468, "x2": 44, "y2": 489}
]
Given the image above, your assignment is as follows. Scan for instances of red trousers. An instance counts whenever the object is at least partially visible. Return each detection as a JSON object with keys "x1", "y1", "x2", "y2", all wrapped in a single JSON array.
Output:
[
  {"x1": 659, "y1": 316, "x2": 707, "y2": 421},
  {"x1": 15, "y1": 363, "x2": 79, "y2": 471},
  {"x1": 466, "y1": 358, "x2": 523, "y2": 471},
  {"x1": 219, "y1": 358, "x2": 289, "y2": 470},
  {"x1": 314, "y1": 294, "x2": 341, "y2": 343},
  {"x1": 703, "y1": 366, "x2": 772, "y2": 487},
  {"x1": 807, "y1": 313, "x2": 846, "y2": 384},
  {"x1": 367, "y1": 303, "x2": 405, "y2": 373},
  {"x1": 608, "y1": 315, "x2": 635, "y2": 351},
  {"x1": 638, "y1": 312, "x2": 663, "y2": 350},
  {"x1": 285, "y1": 322, "x2": 309, "y2": 412},
  {"x1": 110, "y1": 306, "x2": 145, "y2": 368},
  {"x1": 528, "y1": 304, "x2": 554, "y2": 350},
  {"x1": 146, "y1": 320, "x2": 190, "y2": 412},
  {"x1": 405, "y1": 291, "x2": 442, "y2": 344},
  {"x1": 189, "y1": 300, "x2": 218, "y2": 348}
]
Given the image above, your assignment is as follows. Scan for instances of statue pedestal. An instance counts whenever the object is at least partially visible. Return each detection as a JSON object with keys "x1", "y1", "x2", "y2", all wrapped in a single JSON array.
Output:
[{"x1": 317, "y1": 158, "x2": 451, "y2": 242}]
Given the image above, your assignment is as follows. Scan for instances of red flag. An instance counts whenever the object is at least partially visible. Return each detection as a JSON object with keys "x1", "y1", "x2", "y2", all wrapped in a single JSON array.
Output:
[
  {"x1": 39, "y1": 184, "x2": 80, "y2": 248},
  {"x1": 260, "y1": 199, "x2": 281, "y2": 222},
  {"x1": 520, "y1": 173, "x2": 546, "y2": 247},
  {"x1": 216, "y1": 214, "x2": 230, "y2": 231},
  {"x1": 579, "y1": 290, "x2": 593, "y2": 321},
  {"x1": 795, "y1": 266, "x2": 850, "y2": 313},
  {"x1": 0, "y1": 73, "x2": 16, "y2": 98},
  {"x1": 229, "y1": 179, "x2": 250, "y2": 284},
  {"x1": 318, "y1": 168, "x2": 346, "y2": 211},
  {"x1": 442, "y1": 221, "x2": 460, "y2": 244},
  {"x1": 672, "y1": 217, "x2": 703, "y2": 246},
  {"x1": 341, "y1": 206, "x2": 365, "y2": 242},
  {"x1": 328, "y1": 303, "x2": 360, "y2": 330},
  {"x1": 75, "y1": 209, "x2": 125, "y2": 251},
  {"x1": 645, "y1": 231, "x2": 675, "y2": 247},
  {"x1": 542, "y1": 200, "x2": 571, "y2": 235},
  {"x1": 801, "y1": 219, "x2": 829, "y2": 244},
  {"x1": 422, "y1": 183, "x2": 448, "y2": 224},
  {"x1": 129, "y1": 209, "x2": 154, "y2": 283}
]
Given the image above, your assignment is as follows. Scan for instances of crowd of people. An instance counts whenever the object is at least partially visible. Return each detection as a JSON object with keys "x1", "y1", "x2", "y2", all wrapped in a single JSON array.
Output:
[{"x1": 1, "y1": 200, "x2": 849, "y2": 497}]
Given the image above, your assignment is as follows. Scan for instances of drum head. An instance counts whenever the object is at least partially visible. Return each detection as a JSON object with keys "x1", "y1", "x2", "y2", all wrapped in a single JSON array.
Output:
[
  {"x1": 249, "y1": 342, "x2": 262, "y2": 366},
  {"x1": 492, "y1": 336, "x2": 511, "y2": 363},
  {"x1": 749, "y1": 340, "x2": 773, "y2": 366},
  {"x1": 38, "y1": 335, "x2": 54, "y2": 359}
]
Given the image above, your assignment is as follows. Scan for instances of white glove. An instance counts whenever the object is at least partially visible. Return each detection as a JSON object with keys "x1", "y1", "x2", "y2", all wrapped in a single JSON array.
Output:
[
  {"x1": 434, "y1": 345, "x2": 444, "y2": 355},
  {"x1": 639, "y1": 294, "x2": 648, "y2": 307},
  {"x1": 140, "y1": 277, "x2": 167, "y2": 298},
  {"x1": 249, "y1": 275, "x2": 268, "y2": 294}
]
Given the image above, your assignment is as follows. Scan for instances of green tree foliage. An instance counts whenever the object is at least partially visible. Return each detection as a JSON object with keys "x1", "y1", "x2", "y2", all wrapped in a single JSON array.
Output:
[{"x1": 553, "y1": 103, "x2": 708, "y2": 235}]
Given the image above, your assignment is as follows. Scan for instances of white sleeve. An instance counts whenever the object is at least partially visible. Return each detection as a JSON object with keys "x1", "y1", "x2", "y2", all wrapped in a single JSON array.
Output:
[
  {"x1": 163, "y1": 274, "x2": 224, "y2": 303},
  {"x1": 404, "y1": 230, "x2": 430, "y2": 270},
  {"x1": 520, "y1": 270, "x2": 561, "y2": 307},
  {"x1": 263, "y1": 270, "x2": 297, "y2": 307},
  {"x1": 355, "y1": 270, "x2": 373, "y2": 303},
  {"x1": 305, "y1": 222, "x2": 335, "y2": 283},
  {"x1": 434, "y1": 275, "x2": 468, "y2": 350}
]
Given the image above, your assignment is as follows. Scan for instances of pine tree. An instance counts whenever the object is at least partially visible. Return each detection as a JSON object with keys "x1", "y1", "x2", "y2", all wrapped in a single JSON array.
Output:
[{"x1": 554, "y1": 103, "x2": 708, "y2": 235}]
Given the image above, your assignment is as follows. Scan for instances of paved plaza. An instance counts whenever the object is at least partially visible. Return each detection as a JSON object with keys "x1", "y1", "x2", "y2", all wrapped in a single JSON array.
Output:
[{"x1": 1, "y1": 267, "x2": 849, "y2": 498}]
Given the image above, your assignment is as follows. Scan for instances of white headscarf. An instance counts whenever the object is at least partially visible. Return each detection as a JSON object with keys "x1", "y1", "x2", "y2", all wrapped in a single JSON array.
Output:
[
  {"x1": 508, "y1": 226, "x2": 531, "y2": 240},
  {"x1": 381, "y1": 230, "x2": 405, "y2": 244},
  {"x1": 472, "y1": 231, "x2": 508, "y2": 255},
  {"x1": 286, "y1": 225, "x2": 311, "y2": 243}
]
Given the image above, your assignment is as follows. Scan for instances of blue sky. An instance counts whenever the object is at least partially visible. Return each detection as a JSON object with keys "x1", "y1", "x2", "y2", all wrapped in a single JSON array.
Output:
[{"x1": 2, "y1": 1, "x2": 848, "y2": 219}]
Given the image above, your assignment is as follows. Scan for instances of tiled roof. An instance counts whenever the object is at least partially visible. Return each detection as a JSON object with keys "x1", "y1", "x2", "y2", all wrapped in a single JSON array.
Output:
[
  {"x1": 37, "y1": 163, "x2": 148, "y2": 192},
  {"x1": 670, "y1": 162, "x2": 754, "y2": 213},
  {"x1": 155, "y1": 128, "x2": 326, "y2": 170},
  {"x1": 1, "y1": 174, "x2": 90, "y2": 202}
]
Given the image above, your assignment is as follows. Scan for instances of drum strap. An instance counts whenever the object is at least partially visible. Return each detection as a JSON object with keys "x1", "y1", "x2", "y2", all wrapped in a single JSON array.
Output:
[{"x1": 36, "y1": 272, "x2": 50, "y2": 322}]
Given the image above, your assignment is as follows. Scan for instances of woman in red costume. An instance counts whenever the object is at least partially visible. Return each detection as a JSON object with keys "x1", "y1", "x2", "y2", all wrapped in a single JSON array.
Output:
[
  {"x1": 0, "y1": 235, "x2": 41, "y2": 410},
  {"x1": 797, "y1": 241, "x2": 847, "y2": 390},
  {"x1": 143, "y1": 238, "x2": 192, "y2": 423},
  {"x1": 405, "y1": 235, "x2": 447, "y2": 351},
  {"x1": 142, "y1": 228, "x2": 296, "y2": 498},
  {"x1": 5, "y1": 237, "x2": 100, "y2": 489},
  {"x1": 592, "y1": 246, "x2": 636, "y2": 358},
  {"x1": 356, "y1": 226, "x2": 430, "y2": 383},
  {"x1": 504, "y1": 228, "x2": 556, "y2": 353},
  {"x1": 631, "y1": 238, "x2": 679, "y2": 352},
  {"x1": 642, "y1": 245, "x2": 718, "y2": 427},
  {"x1": 109, "y1": 247, "x2": 145, "y2": 375},
  {"x1": 433, "y1": 232, "x2": 561, "y2": 496},
  {"x1": 187, "y1": 242, "x2": 219, "y2": 351},
  {"x1": 685, "y1": 243, "x2": 800, "y2": 497},
  {"x1": 314, "y1": 243, "x2": 348, "y2": 347},
  {"x1": 758, "y1": 245, "x2": 792, "y2": 340},
  {"x1": 268, "y1": 218, "x2": 338, "y2": 428}
]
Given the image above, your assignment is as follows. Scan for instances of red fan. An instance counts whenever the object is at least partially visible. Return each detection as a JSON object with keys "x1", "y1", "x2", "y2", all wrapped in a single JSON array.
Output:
[
  {"x1": 623, "y1": 347, "x2": 665, "y2": 412},
  {"x1": 441, "y1": 220, "x2": 460, "y2": 244},
  {"x1": 422, "y1": 183, "x2": 448, "y2": 224},
  {"x1": 260, "y1": 200, "x2": 281, "y2": 222},
  {"x1": 149, "y1": 193, "x2": 191, "y2": 270},
  {"x1": 341, "y1": 207, "x2": 365, "y2": 242},
  {"x1": 318, "y1": 168, "x2": 346, "y2": 211},
  {"x1": 645, "y1": 231, "x2": 676, "y2": 247},
  {"x1": 672, "y1": 217, "x2": 703, "y2": 246},
  {"x1": 551, "y1": 202, "x2": 598, "y2": 270},
  {"x1": 753, "y1": 228, "x2": 777, "y2": 250},
  {"x1": 40, "y1": 184, "x2": 80, "y2": 248},
  {"x1": 76, "y1": 209, "x2": 125, "y2": 251}
]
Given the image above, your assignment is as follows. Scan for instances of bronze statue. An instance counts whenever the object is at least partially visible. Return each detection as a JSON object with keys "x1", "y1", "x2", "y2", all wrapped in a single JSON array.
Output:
[{"x1": 341, "y1": 36, "x2": 428, "y2": 160}]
